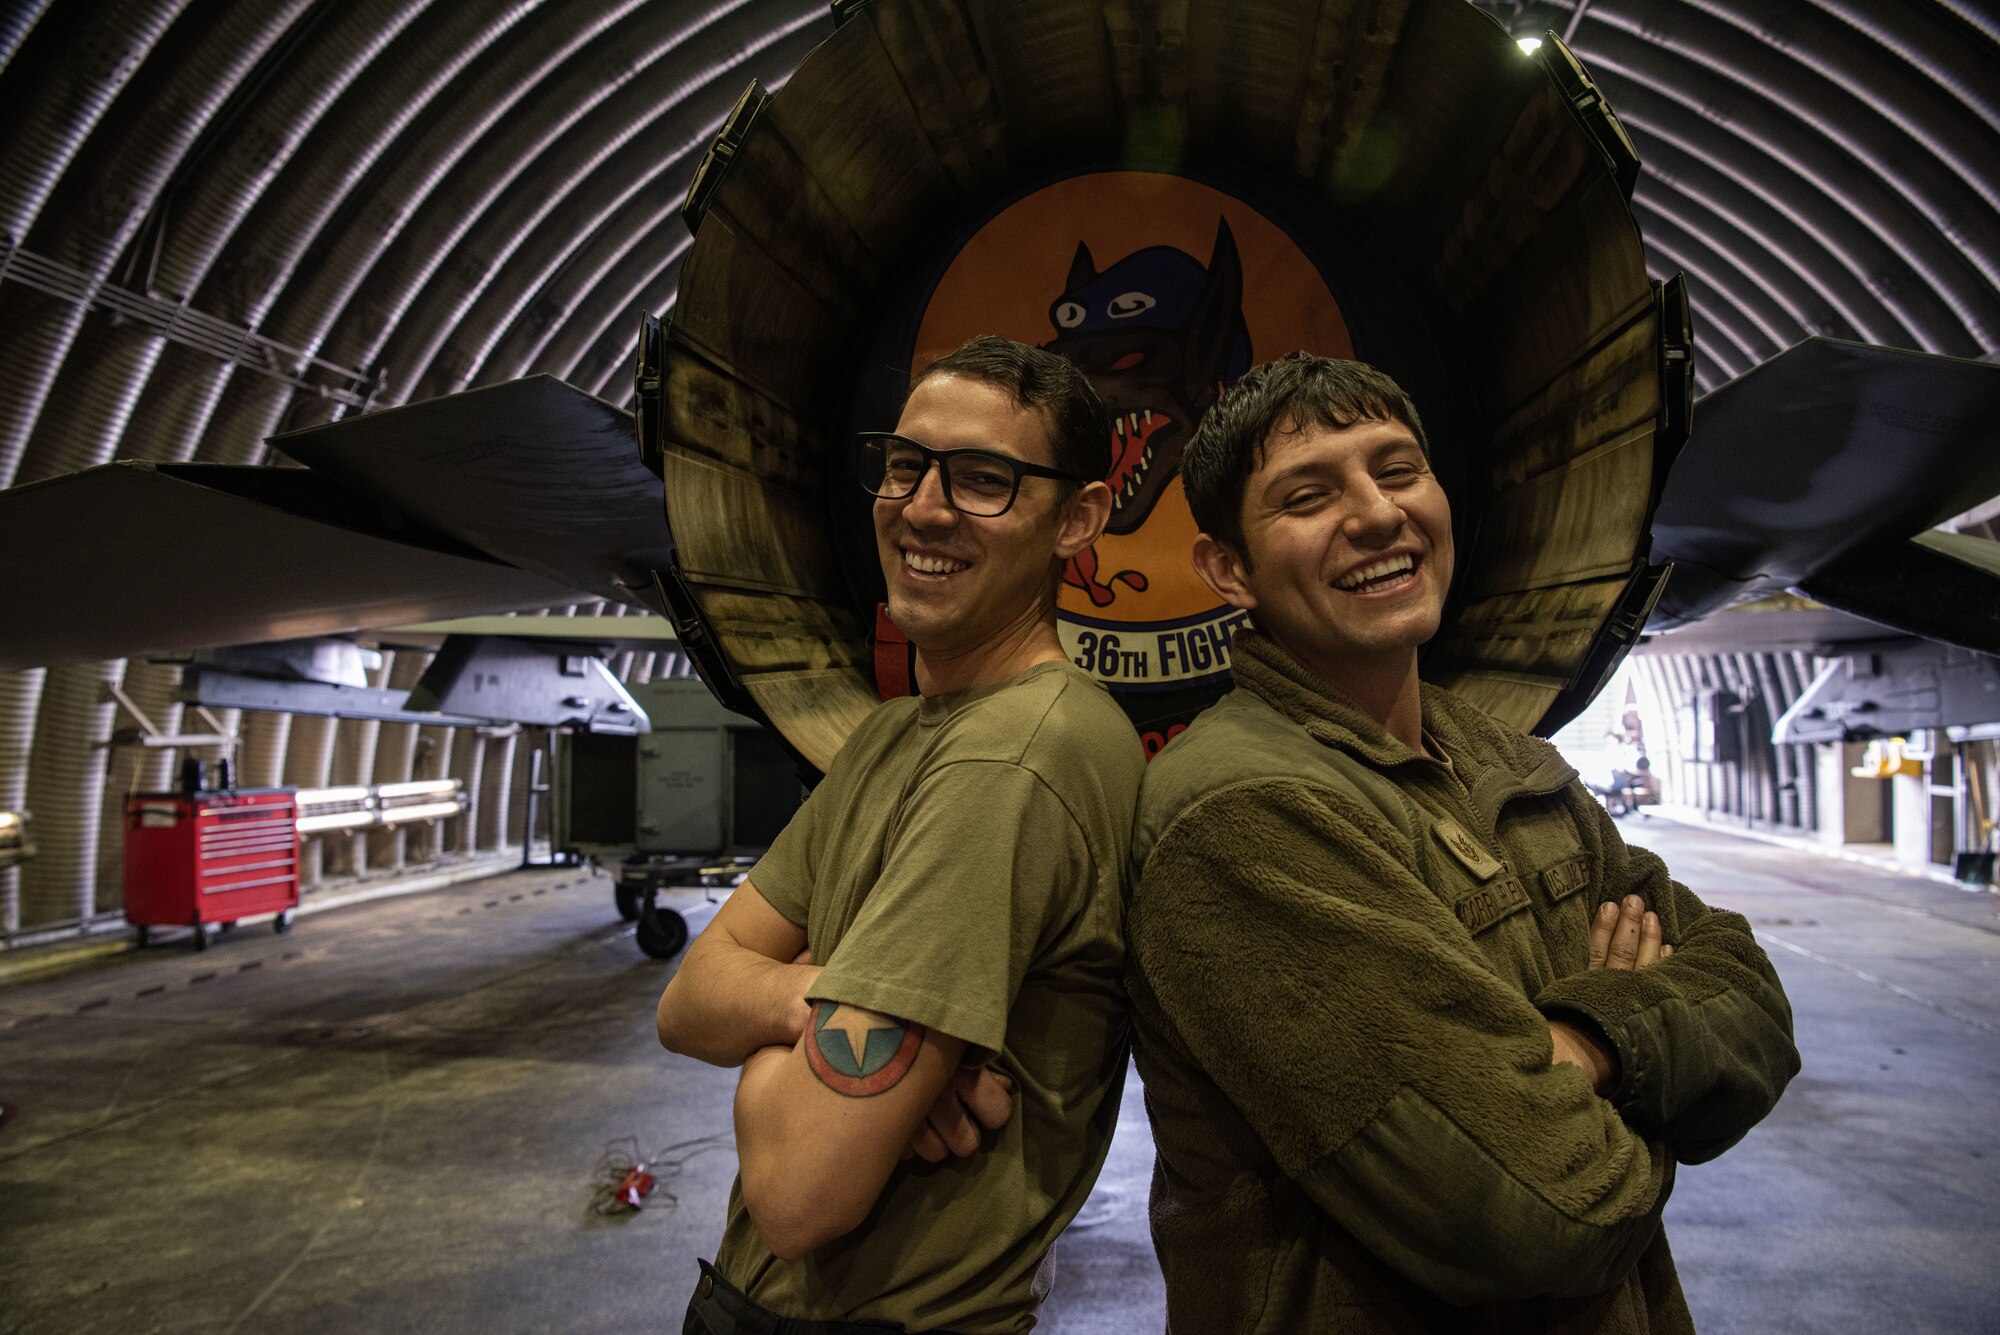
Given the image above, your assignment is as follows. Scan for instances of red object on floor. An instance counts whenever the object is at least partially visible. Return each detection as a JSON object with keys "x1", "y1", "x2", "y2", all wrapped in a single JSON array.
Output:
[
  {"x1": 614, "y1": 1167, "x2": 655, "y2": 1209},
  {"x1": 123, "y1": 788, "x2": 300, "y2": 931}
]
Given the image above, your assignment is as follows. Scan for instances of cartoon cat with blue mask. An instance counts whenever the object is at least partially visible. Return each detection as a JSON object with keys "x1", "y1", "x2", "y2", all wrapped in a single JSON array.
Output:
[{"x1": 1045, "y1": 218, "x2": 1249, "y2": 606}]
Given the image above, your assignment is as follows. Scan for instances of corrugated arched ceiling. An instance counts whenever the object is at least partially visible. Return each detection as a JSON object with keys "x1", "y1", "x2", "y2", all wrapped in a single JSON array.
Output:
[
  {"x1": 1476, "y1": 0, "x2": 1999, "y2": 383},
  {"x1": 0, "y1": 0, "x2": 1995, "y2": 934}
]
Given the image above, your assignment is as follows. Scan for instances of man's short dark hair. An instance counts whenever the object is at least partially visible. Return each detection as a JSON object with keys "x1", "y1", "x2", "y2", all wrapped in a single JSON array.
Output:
[
  {"x1": 915, "y1": 335, "x2": 1111, "y2": 489},
  {"x1": 1182, "y1": 352, "x2": 1429, "y2": 553}
]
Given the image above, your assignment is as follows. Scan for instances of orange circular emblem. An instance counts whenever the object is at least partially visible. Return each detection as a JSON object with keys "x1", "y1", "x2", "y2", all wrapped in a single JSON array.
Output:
[{"x1": 912, "y1": 171, "x2": 1353, "y2": 691}]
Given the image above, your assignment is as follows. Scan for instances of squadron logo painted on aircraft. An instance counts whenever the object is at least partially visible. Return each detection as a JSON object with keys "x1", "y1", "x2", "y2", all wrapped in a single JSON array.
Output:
[{"x1": 911, "y1": 172, "x2": 1354, "y2": 698}]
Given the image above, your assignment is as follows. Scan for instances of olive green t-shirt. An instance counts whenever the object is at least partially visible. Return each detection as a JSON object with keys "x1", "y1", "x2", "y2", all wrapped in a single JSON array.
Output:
[{"x1": 714, "y1": 659, "x2": 1144, "y2": 1334}]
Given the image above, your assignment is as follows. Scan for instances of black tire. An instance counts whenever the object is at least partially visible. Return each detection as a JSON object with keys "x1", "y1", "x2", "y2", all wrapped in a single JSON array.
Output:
[
  {"x1": 191, "y1": 916, "x2": 208, "y2": 952},
  {"x1": 219, "y1": 920, "x2": 237, "y2": 934},
  {"x1": 614, "y1": 883, "x2": 644, "y2": 922},
  {"x1": 134, "y1": 924, "x2": 150, "y2": 949},
  {"x1": 635, "y1": 904, "x2": 689, "y2": 960},
  {"x1": 273, "y1": 909, "x2": 294, "y2": 935}
]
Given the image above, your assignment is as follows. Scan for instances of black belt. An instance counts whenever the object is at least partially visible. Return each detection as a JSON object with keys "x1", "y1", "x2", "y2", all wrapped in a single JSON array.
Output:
[{"x1": 682, "y1": 1260, "x2": 968, "y2": 1335}]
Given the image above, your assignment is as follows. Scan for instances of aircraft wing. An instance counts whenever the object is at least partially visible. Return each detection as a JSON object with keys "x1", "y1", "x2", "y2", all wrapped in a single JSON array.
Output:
[
  {"x1": 1631, "y1": 597, "x2": 1906, "y2": 657},
  {"x1": 1647, "y1": 339, "x2": 2000, "y2": 655},
  {"x1": 372, "y1": 615, "x2": 684, "y2": 650},
  {"x1": 0, "y1": 461, "x2": 580, "y2": 671},
  {"x1": 1791, "y1": 527, "x2": 2000, "y2": 655},
  {"x1": 0, "y1": 377, "x2": 670, "y2": 672},
  {"x1": 272, "y1": 376, "x2": 670, "y2": 612}
]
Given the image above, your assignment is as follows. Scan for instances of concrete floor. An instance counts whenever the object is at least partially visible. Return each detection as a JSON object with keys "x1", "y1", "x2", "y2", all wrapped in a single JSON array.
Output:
[{"x1": 0, "y1": 820, "x2": 1994, "y2": 1334}]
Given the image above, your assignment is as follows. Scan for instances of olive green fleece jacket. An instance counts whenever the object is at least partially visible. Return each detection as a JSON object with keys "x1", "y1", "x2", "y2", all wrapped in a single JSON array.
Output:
[{"x1": 1127, "y1": 631, "x2": 1799, "y2": 1334}]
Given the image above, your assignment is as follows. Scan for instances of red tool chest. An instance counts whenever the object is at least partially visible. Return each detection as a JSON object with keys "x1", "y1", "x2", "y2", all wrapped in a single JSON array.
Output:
[{"x1": 124, "y1": 788, "x2": 299, "y2": 947}]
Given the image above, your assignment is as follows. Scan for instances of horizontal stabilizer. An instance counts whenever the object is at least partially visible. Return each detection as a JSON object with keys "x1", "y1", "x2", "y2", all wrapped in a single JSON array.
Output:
[
  {"x1": 1635, "y1": 600, "x2": 1909, "y2": 656},
  {"x1": 1651, "y1": 339, "x2": 2000, "y2": 632},
  {"x1": 0, "y1": 462, "x2": 578, "y2": 671},
  {"x1": 1798, "y1": 530, "x2": 2000, "y2": 656},
  {"x1": 376, "y1": 614, "x2": 681, "y2": 648},
  {"x1": 272, "y1": 376, "x2": 669, "y2": 613}
]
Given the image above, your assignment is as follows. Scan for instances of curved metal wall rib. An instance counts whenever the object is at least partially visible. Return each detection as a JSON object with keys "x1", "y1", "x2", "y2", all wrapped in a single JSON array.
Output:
[
  {"x1": 1634, "y1": 207, "x2": 1784, "y2": 358},
  {"x1": 1602, "y1": 86, "x2": 1923, "y2": 347},
  {"x1": 1566, "y1": 1, "x2": 2000, "y2": 364},
  {"x1": 1679, "y1": 0, "x2": 2000, "y2": 224},
  {"x1": 271, "y1": 0, "x2": 652, "y2": 433},
  {"x1": 578, "y1": 258, "x2": 689, "y2": 402},
  {"x1": 14, "y1": 4, "x2": 324, "y2": 912},
  {"x1": 401, "y1": 17, "x2": 826, "y2": 402},
  {"x1": 19, "y1": 0, "x2": 466, "y2": 924},
  {"x1": 1590, "y1": 46, "x2": 1973, "y2": 354},
  {"x1": 1625, "y1": 120, "x2": 1905, "y2": 345},
  {"x1": 312, "y1": 0, "x2": 776, "y2": 413},
  {"x1": 508, "y1": 58, "x2": 801, "y2": 390},
  {"x1": 328, "y1": 1, "x2": 772, "y2": 411},
  {"x1": 1808, "y1": 0, "x2": 2000, "y2": 139},
  {"x1": 0, "y1": 1, "x2": 1994, "y2": 929},
  {"x1": 0, "y1": 2, "x2": 53, "y2": 71},
  {"x1": 1633, "y1": 197, "x2": 1794, "y2": 352},
  {"x1": 542, "y1": 237, "x2": 693, "y2": 389},
  {"x1": 0, "y1": 1, "x2": 209, "y2": 925},
  {"x1": 1632, "y1": 228, "x2": 1759, "y2": 384},
  {"x1": 1933, "y1": 0, "x2": 2000, "y2": 49},
  {"x1": 453, "y1": 43, "x2": 818, "y2": 396},
  {"x1": 1592, "y1": 7, "x2": 2000, "y2": 348},
  {"x1": 0, "y1": 0, "x2": 187, "y2": 493},
  {"x1": 1632, "y1": 175, "x2": 1829, "y2": 341}
]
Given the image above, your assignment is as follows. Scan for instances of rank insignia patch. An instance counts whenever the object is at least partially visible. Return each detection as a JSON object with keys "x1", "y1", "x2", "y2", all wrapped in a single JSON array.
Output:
[{"x1": 1432, "y1": 818, "x2": 1503, "y2": 882}]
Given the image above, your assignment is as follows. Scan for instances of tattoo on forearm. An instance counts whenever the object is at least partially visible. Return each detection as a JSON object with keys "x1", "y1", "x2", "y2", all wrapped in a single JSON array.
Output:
[{"x1": 805, "y1": 1000, "x2": 924, "y2": 1096}]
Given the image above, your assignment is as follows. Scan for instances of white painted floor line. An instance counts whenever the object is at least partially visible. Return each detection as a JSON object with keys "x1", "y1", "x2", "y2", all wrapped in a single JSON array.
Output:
[{"x1": 1757, "y1": 929, "x2": 1996, "y2": 1033}]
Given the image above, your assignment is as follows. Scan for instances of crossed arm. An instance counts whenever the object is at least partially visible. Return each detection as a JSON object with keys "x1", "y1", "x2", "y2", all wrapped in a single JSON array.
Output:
[
  {"x1": 1549, "y1": 894, "x2": 1673, "y2": 1092},
  {"x1": 657, "y1": 882, "x2": 1011, "y2": 1259},
  {"x1": 1135, "y1": 774, "x2": 1796, "y2": 1304},
  {"x1": 1132, "y1": 780, "x2": 1675, "y2": 1306},
  {"x1": 1536, "y1": 792, "x2": 1798, "y2": 1156}
]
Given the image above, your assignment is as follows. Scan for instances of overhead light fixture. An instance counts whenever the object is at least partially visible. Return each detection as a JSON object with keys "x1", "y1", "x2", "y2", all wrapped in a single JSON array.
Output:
[{"x1": 1509, "y1": 1, "x2": 1564, "y2": 55}]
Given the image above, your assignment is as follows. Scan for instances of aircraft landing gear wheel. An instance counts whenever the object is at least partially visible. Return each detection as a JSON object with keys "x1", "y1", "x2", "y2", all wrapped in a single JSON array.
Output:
[
  {"x1": 636, "y1": 903, "x2": 689, "y2": 960},
  {"x1": 614, "y1": 884, "x2": 643, "y2": 922},
  {"x1": 273, "y1": 909, "x2": 294, "y2": 935},
  {"x1": 191, "y1": 915, "x2": 209, "y2": 952}
]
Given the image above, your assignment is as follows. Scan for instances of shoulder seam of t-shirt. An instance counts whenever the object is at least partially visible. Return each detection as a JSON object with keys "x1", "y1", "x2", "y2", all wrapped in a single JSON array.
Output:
[
  {"x1": 1018, "y1": 667, "x2": 1082, "y2": 760},
  {"x1": 937, "y1": 665, "x2": 1108, "y2": 774},
  {"x1": 921, "y1": 755, "x2": 1093, "y2": 852},
  {"x1": 837, "y1": 695, "x2": 919, "y2": 763},
  {"x1": 1026, "y1": 668, "x2": 1139, "y2": 775},
  {"x1": 983, "y1": 664, "x2": 1074, "y2": 768}
]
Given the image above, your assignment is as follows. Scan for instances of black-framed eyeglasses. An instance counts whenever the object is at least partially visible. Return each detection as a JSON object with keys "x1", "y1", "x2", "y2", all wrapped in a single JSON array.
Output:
[{"x1": 856, "y1": 433, "x2": 1083, "y2": 517}]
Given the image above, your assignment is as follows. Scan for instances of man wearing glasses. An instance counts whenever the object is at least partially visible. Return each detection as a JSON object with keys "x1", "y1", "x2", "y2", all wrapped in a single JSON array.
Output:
[{"x1": 659, "y1": 336, "x2": 1145, "y2": 1334}]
